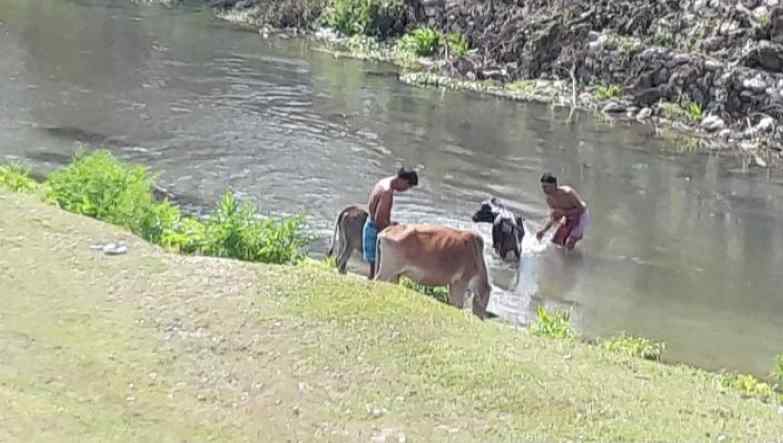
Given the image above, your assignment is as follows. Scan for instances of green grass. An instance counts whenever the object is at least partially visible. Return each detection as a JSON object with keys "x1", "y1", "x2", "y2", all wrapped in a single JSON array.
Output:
[
  {"x1": 530, "y1": 306, "x2": 575, "y2": 339},
  {"x1": 600, "y1": 333, "x2": 666, "y2": 361},
  {"x1": 660, "y1": 100, "x2": 703, "y2": 123},
  {"x1": 324, "y1": 0, "x2": 404, "y2": 37},
  {"x1": 0, "y1": 163, "x2": 39, "y2": 193},
  {"x1": 774, "y1": 353, "x2": 783, "y2": 387},
  {"x1": 400, "y1": 277, "x2": 449, "y2": 304},
  {"x1": 720, "y1": 373, "x2": 777, "y2": 402},
  {"x1": 594, "y1": 84, "x2": 623, "y2": 100},
  {"x1": 445, "y1": 32, "x2": 469, "y2": 58},
  {"x1": 397, "y1": 27, "x2": 440, "y2": 56}
]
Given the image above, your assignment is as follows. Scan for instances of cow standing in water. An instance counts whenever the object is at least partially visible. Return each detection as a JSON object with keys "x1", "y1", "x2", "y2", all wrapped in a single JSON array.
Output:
[
  {"x1": 373, "y1": 224, "x2": 493, "y2": 319},
  {"x1": 326, "y1": 205, "x2": 368, "y2": 274},
  {"x1": 471, "y1": 197, "x2": 525, "y2": 260}
]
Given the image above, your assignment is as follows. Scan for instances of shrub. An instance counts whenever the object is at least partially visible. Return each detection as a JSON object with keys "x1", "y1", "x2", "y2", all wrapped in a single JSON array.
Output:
[
  {"x1": 325, "y1": 0, "x2": 405, "y2": 38},
  {"x1": 0, "y1": 163, "x2": 39, "y2": 193},
  {"x1": 594, "y1": 84, "x2": 623, "y2": 100},
  {"x1": 42, "y1": 150, "x2": 311, "y2": 265},
  {"x1": 446, "y1": 32, "x2": 469, "y2": 58},
  {"x1": 721, "y1": 373, "x2": 776, "y2": 401},
  {"x1": 397, "y1": 27, "x2": 441, "y2": 56},
  {"x1": 601, "y1": 333, "x2": 666, "y2": 361},
  {"x1": 773, "y1": 354, "x2": 783, "y2": 387},
  {"x1": 200, "y1": 192, "x2": 311, "y2": 265},
  {"x1": 531, "y1": 306, "x2": 575, "y2": 339},
  {"x1": 45, "y1": 150, "x2": 167, "y2": 238}
]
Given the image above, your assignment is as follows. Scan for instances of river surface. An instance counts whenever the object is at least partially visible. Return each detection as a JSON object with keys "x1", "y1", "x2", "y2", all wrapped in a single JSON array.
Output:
[{"x1": 2, "y1": 0, "x2": 782, "y2": 378}]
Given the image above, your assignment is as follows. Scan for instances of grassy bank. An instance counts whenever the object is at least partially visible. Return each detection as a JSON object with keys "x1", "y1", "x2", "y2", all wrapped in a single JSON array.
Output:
[{"x1": 2, "y1": 185, "x2": 783, "y2": 441}]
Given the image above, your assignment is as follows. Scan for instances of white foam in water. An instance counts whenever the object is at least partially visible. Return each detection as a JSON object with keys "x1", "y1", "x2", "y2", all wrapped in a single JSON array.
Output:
[{"x1": 521, "y1": 220, "x2": 550, "y2": 255}]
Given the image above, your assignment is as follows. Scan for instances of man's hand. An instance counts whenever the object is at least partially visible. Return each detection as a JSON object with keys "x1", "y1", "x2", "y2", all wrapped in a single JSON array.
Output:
[
  {"x1": 551, "y1": 210, "x2": 565, "y2": 221},
  {"x1": 536, "y1": 230, "x2": 545, "y2": 241}
]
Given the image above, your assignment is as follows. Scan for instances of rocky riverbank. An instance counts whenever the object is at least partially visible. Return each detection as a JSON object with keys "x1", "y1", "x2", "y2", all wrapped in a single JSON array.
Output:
[{"x1": 205, "y1": 0, "x2": 783, "y2": 169}]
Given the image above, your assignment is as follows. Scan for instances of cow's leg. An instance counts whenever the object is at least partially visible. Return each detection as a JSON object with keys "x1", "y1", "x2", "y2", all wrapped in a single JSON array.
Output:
[
  {"x1": 373, "y1": 238, "x2": 400, "y2": 283},
  {"x1": 471, "y1": 282, "x2": 491, "y2": 320},
  {"x1": 447, "y1": 281, "x2": 467, "y2": 309},
  {"x1": 335, "y1": 238, "x2": 352, "y2": 274}
]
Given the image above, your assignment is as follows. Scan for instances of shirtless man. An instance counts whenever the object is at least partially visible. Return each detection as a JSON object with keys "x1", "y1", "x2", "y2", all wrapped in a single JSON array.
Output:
[
  {"x1": 536, "y1": 173, "x2": 590, "y2": 250},
  {"x1": 364, "y1": 167, "x2": 419, "y2": 279}
]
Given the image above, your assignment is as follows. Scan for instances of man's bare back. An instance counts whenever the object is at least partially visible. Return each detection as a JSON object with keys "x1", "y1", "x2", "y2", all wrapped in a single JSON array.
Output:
[
  {"x1": 368, "y1": 177, "x2": 394, "y2": 232},
  {"x1": 363, "y1": 168, "x2": 419, "y2": 279}
]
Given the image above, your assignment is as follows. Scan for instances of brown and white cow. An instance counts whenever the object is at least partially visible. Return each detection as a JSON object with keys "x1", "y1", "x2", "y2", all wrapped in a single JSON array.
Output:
[
  {"x1": 326, "y1": 205, "x2": 368, "y2": 273},
  {"x1": 373, "y1": 224, "x2": 493, "y2": 319}
]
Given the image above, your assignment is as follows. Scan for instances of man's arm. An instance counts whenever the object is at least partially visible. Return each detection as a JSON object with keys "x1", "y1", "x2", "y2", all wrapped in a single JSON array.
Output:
[{"x1": 374, "y1": 191, "x2": 393, "y2": 231}]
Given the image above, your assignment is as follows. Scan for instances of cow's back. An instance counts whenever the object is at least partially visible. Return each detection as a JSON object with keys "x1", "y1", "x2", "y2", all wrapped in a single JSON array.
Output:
[{"x1": 380, "y1": 224, "x2": 483, "y2": 283}]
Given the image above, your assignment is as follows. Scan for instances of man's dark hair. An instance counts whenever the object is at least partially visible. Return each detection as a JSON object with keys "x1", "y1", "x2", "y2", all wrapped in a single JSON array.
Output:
[
  {"x1": 397, "y1": 167, "x2": 418, "y2": 186},
  {"x1": 540, "y1": 173, "x2": 557, "y2": 184}
]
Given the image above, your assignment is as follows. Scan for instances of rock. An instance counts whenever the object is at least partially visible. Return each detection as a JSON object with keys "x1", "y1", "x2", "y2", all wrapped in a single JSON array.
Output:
[
  {"x1": 743, "y1": 75, "x2": 768, "y2": 92},
  {"x1": 754, "y1": 5, "x2": 770, "y2": 19},
  {"x1": 701, "y1": 115, "x2": 726, "y2": 131},
  {"x1": 719, "y1": 128, "x2": 733, "y2": 140},
  {"x1": 768, "y1": 0, "x2": 780, "y2": 7},
  {"x1": 741, "y1": 40, "x2": 783, "y2": 73},
  {"x1": 602, "y1": 101, "x2": 626, "y2": 113},
  {"x1": 757, "y1": 116, "x2": 776, "y2": 132},
  {"x1": 637, "y1": 107, "x2": 653, "y2": 120},
  {"x1": 694, "y1": 0, "x2": 708, "y2": 11},
  {"x1": 770, "y1": 7, "x2": 783, "y2": 44}
]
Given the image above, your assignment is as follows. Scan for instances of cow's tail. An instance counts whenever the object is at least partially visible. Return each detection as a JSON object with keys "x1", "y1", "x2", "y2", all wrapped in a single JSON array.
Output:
[{"x1": 326, "y1": 208, "x2": 345, "y2": 257}]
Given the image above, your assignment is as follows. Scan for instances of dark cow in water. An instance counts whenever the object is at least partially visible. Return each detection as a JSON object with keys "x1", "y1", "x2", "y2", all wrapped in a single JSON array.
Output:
[
  {"x1": 471, "y1": 197, "x2": 525, "y2": 260},
  {"x1": 326, "y1": 205, "x2": 369, "y2": 273}
]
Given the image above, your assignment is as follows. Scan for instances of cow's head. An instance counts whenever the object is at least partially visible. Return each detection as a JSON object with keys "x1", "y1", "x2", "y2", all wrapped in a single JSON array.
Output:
[{"x1": 471, "y1": 198, "x2": 500, "y2": 223}]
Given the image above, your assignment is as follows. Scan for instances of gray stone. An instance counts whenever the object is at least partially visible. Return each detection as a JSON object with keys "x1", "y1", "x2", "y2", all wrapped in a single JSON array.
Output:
[
  {"x1": 637, "y1": 107, "x2": 653, "y2": 120},
  {"x1": 741, "y1": 40, "x2": 783, "y2": 73},
  {"x1": 771, "y1": 7, "x2": 783, "y2": 44},
  {"x1": 754, "y1": 5, "x2": 770, "y2": 19},
  {"x1": 602, "y1": 101, "x2": 626, "y2": 113},
  {"x1": 743, "y1": 75, "x2": 768, "y2": 91},
  {"x1": 756, "y1": 116, "x2": 776, "y2": 132},
  {"x1": 701, "y1": 115, "x2": 727, "y2": 131},
  {"x1": 718, "y1": 128, "x2": 733, "y2": 140}
]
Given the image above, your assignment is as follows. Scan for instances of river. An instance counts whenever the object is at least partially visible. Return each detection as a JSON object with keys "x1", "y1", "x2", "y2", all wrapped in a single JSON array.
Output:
[{"x1": 2, "y1": 0, "x2": 782, "y2": 378}]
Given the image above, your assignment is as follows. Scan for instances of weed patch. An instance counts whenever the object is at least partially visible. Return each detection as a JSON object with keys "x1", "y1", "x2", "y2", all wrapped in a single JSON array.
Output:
[
  {"x1": 0, "y1": 163, "x2": 39, "y2": 193},
  {"x1": 531, "y1": 306, "x2": 574, "y2": 339},
  {"x1": 325, "y1": 0, "x2": 405, "y2": 38},
  {"x1": 601, "y1": 333, "x2": 666, "y2": 361}
]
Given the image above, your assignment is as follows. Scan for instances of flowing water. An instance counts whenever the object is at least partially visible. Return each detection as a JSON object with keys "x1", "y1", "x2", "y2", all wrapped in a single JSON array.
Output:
[{"x1": 2, "y1": 0, "x2": 782, "y2": 378}]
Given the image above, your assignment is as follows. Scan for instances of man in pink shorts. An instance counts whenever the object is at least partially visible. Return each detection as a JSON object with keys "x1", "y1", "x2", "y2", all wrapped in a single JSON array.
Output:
[{"x1": 535, "y1": 173, "x2": 590, "y2": 250}]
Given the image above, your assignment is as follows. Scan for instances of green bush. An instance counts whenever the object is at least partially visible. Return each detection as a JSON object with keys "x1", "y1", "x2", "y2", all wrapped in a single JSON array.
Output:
[
  {"x1": 45, "y1": 150, "x2": 168, "y2": 240},
  {"x1": 398, "y1": 27, "x2": 441, "y2": 56},
  {"x1": 200, "y1": 192, "x2": 311, "y2": 265},
  {"x1": 325, "y1": 0, "x2": 405, "y2": 38},
  {"x1": 445, "y1": 32, "x2": 469, "y2": 58},
  {"x1": 721, "y1": 373, "x2": 776, "y2": 401},
  {"x1": 773, "y1": 354, "x2": 783, "y2": 387},
  {"x1": 0, "y1": 163, "x2": 39, "y2": 193},
  {"x1": 531, "y1": 306, "x2": 575, "y2": 339},
  {"x1": 594, "y1": 84, "x2": 623, "y2": 100},
  {"x1": 41, "y1": 150, "x2": 311, "y2": 265},
  {"x1": 601, "y1": 333, "x2": 666, "y2": 361}
]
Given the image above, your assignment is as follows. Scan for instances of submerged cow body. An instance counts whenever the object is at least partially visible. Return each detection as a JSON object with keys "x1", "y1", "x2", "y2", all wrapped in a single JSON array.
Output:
[
  {"x1": 472, "y1": 197, "x2": 525, "y2": 260},
  {"x1": 374, "y1": 224, "x2": 492, "y2": 319},
  {"x1": 326, "y1": 205, "x2": 369, "y2": 273}
]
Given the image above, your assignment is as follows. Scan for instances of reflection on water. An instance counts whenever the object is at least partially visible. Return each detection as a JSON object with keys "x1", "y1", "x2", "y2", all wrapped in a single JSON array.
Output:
[{"x1": 1, "y1": 0, "x2": 782, "y2": 378}]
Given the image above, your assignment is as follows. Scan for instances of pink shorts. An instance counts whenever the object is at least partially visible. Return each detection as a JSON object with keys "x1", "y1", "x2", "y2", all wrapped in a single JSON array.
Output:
[{"x1": 552, "y1": 208, "x2": 590, "y2": 247}]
